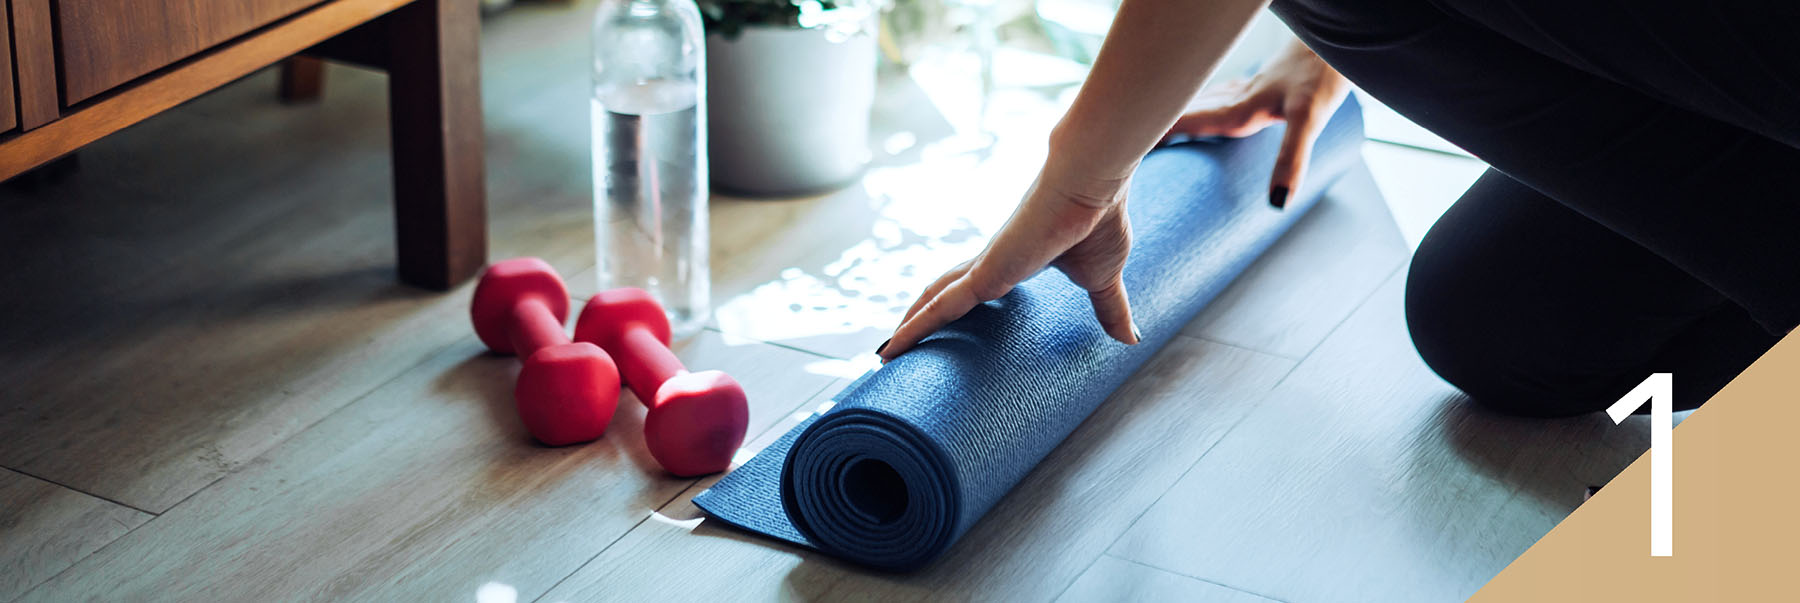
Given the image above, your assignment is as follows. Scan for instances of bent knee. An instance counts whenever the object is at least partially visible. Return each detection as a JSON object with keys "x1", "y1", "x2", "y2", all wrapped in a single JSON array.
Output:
[{"x1": 1404, "y1": 263, "x2": 1622, "y2": 418}]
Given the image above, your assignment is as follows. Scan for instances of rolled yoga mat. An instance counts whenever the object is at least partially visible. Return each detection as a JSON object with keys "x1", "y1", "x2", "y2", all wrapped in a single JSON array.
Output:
[{"x1": 694, "y1": 96, "x2": 1366, "y2": 571}]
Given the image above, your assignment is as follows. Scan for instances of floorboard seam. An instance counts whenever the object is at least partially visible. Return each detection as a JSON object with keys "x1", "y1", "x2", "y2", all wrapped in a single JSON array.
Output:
[
  {"x1": 526, "y1": 377, "x2": 844, "y2": 603},
  {"x1": 1270, "y1": 264, "x2": 1405, "y2": 389},
  {"x1": 1081, "y1": 265, "x2": 1402, "y2": 603},
  {"x1": 1173, "y1": 333, "x2": 1302, "y2": 361},
  {"x1": 1080, "y1": 236, "x2": 1403, "y2": 602},
  {"x1": 0, "y1": 466, "x2": 158, "y2": 516},
  {"x1": 1049, "y1": 553, "x2": 1109, "y2": 601},
  {"x1": 12, "y1": 334, "x2": 468, "y2": 601},
  {"x1": 702, "y1": 326, "x2": 848, "y2": 361},
  {"x1": 10, "y1": 523, "x2": 153, "y2": 603},
  {"x1": 1084, "y1": 363, "x2": 1290, "y2": 596},
  {"x1": 528, "y1": 486, "x2": 692, "y2": 603},
  {"x1": 6, "y1": 485, "x2": 157, "y2": 603},
  {"x1": 1107, "y1": 555, "x2": 1290, "y2": 602}
]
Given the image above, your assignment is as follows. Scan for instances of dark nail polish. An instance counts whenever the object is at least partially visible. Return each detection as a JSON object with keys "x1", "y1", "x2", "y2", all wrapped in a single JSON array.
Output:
[
  {"x1": 1130, "y1": 324, "x2": 1143, "y2": 344},
  {"x1": 876, "y1": 338, "x2": 890, "y2": 356},
  {"x1": 1270, "y1": 186, "x2": 1289, "y2": 209}
]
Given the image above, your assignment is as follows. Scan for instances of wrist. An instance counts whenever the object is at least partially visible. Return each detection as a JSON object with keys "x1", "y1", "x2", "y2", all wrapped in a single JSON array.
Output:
[{"x1": 1045, "y1": 122, "x2": 1135, "y2": 208}]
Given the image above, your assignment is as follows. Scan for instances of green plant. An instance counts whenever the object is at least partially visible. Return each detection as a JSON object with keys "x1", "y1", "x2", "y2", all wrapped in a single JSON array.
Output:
[{"x1": 699, "y1": 0, "x2": 855, "y2": 38}]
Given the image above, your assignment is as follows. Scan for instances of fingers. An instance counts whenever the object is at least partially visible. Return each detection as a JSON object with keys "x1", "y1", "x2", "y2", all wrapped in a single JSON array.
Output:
[
  {"x1": 1268, "y1": 103, "x2": 1321, "y2": 209},
  {"x1": 900, "y1": 262, "x2": 970, "y2": 326},
  {"x1": 1164, "y1": 106, "x2": 1242, "y2": 141},
  {"x1": 1087, "y1": 278, "x2": 1141, "y2": 345},
  {"x1": 1164, "y1": 103, "x2": 1276, "y2": 143},
  {"x1": 1164, "y1": 84, "x2": 1280, "y2": 143},
  {"x1": 880, "y1": 276, "x2": 982, "y2": 362},
  {"x1": 882, "y1": 270, "x2": 1141, "y2": 363}
]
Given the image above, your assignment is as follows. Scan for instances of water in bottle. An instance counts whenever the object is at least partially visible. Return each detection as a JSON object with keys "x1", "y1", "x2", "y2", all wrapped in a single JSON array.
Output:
[{"x1": 592, "y1": 0, "x2": 709, "y2": 337}]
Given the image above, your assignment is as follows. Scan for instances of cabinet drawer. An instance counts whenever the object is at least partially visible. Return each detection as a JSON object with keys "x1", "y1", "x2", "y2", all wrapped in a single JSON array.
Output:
[
  {"x1": 0, "y1": 5, "x2": 16, "y2": 132},
  {"x1": 56, "y1": 0, "x2": 327, "y2": 104}
]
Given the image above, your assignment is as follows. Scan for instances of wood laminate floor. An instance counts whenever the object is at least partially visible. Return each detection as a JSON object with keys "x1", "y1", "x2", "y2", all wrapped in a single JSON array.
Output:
[{"x1": 1, "y1": 3, "x2": 1647, "y2": 601}]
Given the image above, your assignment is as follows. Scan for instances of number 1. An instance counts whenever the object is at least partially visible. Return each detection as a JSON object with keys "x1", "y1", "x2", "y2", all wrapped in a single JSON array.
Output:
[{"x1": 1605, "y1": 372, "x2": 1672, "y2": 557}]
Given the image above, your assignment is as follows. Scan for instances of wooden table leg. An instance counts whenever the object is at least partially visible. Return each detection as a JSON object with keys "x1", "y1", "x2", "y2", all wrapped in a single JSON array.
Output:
[
  {"x1": 279, "y1": 57, "x2": 326, "y2": 103},
  {"x1": 385, "y1": 0, "x2": 486, "y2": 290}
]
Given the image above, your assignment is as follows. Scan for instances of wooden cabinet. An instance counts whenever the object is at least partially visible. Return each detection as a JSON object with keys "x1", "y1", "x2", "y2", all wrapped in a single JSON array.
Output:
[
  {"x1": 10, "y1": 0, "x2": 60, "y2": 129},
  {"x1": 0, "y1": 0, "x2": 488, "y2": 289},
  {"x1": 0, "y1": 6, "x2": 15, "y2": 132},
  {"x1": 57, "y1": 0, "x2": 328, "y2": 104}
]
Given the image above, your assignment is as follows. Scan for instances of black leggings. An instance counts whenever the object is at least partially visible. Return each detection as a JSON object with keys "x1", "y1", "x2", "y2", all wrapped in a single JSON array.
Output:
[{"x1": 1270, "y1": 0, "x2": 1800, "y2": 417}]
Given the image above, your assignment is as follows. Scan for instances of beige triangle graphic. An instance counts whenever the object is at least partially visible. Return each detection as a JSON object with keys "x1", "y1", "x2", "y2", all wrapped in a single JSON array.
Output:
[{"x1": 1468, "y1": 329, "x2": 1800, "y2": 600}]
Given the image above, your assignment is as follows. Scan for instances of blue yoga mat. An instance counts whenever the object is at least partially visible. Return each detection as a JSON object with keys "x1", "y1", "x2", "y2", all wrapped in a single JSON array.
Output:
[{"x1": 695, "y1": 97, "x2": 1366, "y2": 571}]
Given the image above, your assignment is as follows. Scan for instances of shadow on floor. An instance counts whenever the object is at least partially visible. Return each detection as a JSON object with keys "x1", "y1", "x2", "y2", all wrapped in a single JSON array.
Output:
[{"x1": 1435, "y1": 394, "x2": 1649, "y2": 510}]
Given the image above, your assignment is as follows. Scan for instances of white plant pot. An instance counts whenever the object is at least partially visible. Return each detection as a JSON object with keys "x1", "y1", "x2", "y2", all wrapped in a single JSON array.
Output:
[{"x1": 705, "y1": 23, "x2": 877, "y2": 196}]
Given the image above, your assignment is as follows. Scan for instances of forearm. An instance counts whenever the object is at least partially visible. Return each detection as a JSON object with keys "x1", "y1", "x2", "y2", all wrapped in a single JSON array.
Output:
[{"x1": 1048, "y1": 0, "x2": 1269, "y2": 188}]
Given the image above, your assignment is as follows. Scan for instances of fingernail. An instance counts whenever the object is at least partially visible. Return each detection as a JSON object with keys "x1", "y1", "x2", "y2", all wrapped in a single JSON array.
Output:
[
  {"x1": 1269, "y1": 186, "x2": 1289, "y2": 209},
  {"x1": 1130, "y1": 324, "x2": 1143, "y2": 344},
  {"x1": 876, "y1": 338, "x2": 890, "y2": 356}
]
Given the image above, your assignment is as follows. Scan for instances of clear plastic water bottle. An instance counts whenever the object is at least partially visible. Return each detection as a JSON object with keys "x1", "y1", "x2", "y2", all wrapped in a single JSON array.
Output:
[{"x1": 592, "y1": 0, "x2": 709, "y2": 337}]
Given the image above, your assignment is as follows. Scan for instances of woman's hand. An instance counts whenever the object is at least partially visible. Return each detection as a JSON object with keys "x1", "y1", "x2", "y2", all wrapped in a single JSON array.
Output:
[
  {"x1": 876, "y1": 0, "x2": 1270, "y2": 361},
  {"x1": 1164, "y1": 39, "x2": 1350, "y2": 207},
  {"x1": 878, "y1": 162, "x2": 1140, "y2": 361}
]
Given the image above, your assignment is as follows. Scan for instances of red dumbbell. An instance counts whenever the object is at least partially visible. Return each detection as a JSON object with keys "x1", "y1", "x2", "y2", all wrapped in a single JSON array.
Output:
[
  {"x1": 471, "y1": 258, "x2": 621, "y2": 446},
  {"x1": 574, "y1": 288, "x2": 748, "y2": 476}
]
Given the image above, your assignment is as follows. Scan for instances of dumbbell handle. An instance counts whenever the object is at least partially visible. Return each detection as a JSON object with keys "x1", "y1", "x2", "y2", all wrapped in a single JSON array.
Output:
[
  {"x1": 609, "y1": 323, "x2": 687, "y2": 407},
  {"x1": 509, "y1": 296, "x2": 571, "y2": 357}
]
